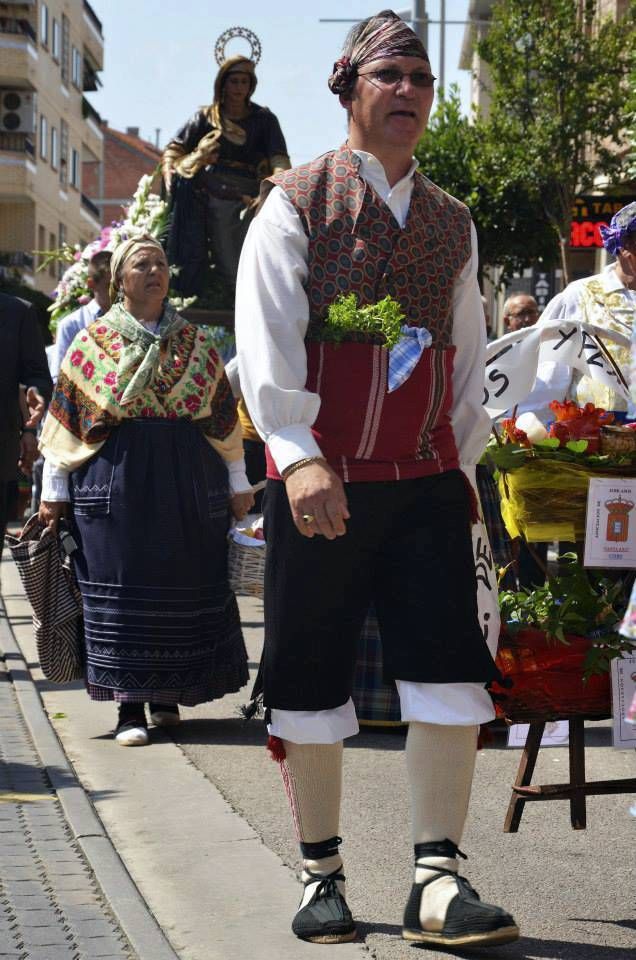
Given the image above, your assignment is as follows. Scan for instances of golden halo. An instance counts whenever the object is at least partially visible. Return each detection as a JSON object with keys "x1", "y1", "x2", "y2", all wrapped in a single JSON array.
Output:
[{"x1": 214, "y1": 26, "x2": 262, "y2": 66}]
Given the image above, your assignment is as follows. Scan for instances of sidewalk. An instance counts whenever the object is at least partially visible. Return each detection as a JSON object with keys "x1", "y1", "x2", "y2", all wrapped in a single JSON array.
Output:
[{"x1": 0, "y1": 542, "x2": 363, "y2": 960}]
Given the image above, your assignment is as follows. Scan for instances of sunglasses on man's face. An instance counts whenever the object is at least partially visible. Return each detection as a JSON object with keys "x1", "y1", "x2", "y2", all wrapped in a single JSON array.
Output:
[{"x1": 358, "y1": 68, "x2": 437, "y2": 89}]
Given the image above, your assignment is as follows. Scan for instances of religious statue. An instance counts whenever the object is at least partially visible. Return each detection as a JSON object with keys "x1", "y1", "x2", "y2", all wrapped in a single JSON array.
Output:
[{"x1": 162, "y1": 28, "x2": 290, "y2": 304}]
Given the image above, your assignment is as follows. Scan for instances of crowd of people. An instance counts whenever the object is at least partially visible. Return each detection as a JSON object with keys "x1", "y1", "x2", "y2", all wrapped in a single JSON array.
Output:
[{"x1": 3, "y1": 6, "x2": 636, "y2": 953}]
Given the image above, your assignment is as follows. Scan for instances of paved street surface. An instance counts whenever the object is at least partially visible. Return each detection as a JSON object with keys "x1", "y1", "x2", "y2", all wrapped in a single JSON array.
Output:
[
  {"x1": 0, "y1": 658, "x2": 135, "y2": 960},
  {"x1": 2, "y1": 541, "x2": 635, "y2": 960}
]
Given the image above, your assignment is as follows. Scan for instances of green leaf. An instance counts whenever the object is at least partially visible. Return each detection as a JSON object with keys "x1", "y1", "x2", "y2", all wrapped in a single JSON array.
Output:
[
  {"x1": 565, "y1": 440, "x2": 589, "y2": 453},
  {"x1": 534, "y1": 438, "x2": 561, "y2": 449}
]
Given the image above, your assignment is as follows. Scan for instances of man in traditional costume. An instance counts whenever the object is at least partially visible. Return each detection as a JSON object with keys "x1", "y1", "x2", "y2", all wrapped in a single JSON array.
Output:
[
  {"x1": 236, "y1": 10, "x2": 519, "y2": 950},
  {"x1": 162, "y1": 48, "x2": 290, "y2": 299},
  {"x1": 539, "y1": 201, "x2": 636, "y2": 413}
]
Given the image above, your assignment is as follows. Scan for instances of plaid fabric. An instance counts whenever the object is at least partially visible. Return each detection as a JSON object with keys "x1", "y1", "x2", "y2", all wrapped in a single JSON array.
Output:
[
  {"x1": 387, "y1": 325, "x2": 433, "y2": 393},
  {"x1": 476, "y1": 464, "x2": 513, "y2": 570},
  {"x1": 352, "y1": 608, "x2": 402, "y2": 723}
]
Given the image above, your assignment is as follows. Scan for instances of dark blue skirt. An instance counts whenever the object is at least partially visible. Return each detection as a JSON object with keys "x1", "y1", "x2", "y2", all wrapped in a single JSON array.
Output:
[{"x1": 70, "y1": 419, "x2": 248, "y2": 705}]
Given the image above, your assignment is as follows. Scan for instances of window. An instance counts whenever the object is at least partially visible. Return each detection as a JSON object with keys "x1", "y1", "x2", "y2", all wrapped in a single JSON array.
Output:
[
  {"x1": 72, "y1": 47, "x2": 82, "y2": 89},
  {"x1": 58, "y1": 223, "x2": 67, "y2": 276},
  {"x1": 61, "y1": 15, "x2": 70, "y2": 86},
  {"x1": 59, "y1": 119, "x2": 68, "y2": 186},
  {"x1": 70, "y1": 147, "x2": 80, "y2": 189},
  {"x1": 39, "y1": 114, "x2": 48, "y2": 160},
  {"x1": 48, "y1": 232, "x2": 56, "y2": 277},
  {"x1": 50, "y1": 125, "x2": 58, "y2": 169},
  {"x1": 51, "y1": 18, "x2": 60, "y2": 61},
  {"x1": 38, "y1": 225, "x2": 46, "y2": 268},
  {"x1": 40, "y1": 3, "x2": 49, "y2": 46}
]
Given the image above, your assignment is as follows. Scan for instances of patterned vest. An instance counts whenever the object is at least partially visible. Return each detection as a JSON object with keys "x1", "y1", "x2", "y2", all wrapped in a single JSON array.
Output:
[{"x1": 266, "y1": 146, "x2": 472, "y2": 482}]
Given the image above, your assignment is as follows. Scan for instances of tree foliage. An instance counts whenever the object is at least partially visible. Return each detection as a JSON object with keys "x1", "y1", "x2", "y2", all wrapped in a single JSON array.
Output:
[
  {"x1": 477, "y1": 0, "x2": 636, "y2": 281},
  {"x1": 415, "y1": 87, "x2": 559, "y2": 283}
]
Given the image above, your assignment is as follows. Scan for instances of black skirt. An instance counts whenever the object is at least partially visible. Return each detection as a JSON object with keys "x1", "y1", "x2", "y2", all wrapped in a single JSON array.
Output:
[{"x1": 70, "y1": 419, "x2": 248, "y2": 705}]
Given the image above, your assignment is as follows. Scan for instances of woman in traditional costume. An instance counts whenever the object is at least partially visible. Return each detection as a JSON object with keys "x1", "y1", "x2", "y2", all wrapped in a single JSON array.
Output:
[
  {"x1": 163, "y1": 50, "x2": 290, "y2": 299},
  {"x1": 38, "y1": 237, "x2": 254, "y2": 746}
]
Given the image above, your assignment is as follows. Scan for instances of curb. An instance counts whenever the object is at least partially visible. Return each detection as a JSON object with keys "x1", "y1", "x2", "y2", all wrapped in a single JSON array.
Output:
[{"x1": 0, "y1": 599, "x2": 181, "y2": 960}]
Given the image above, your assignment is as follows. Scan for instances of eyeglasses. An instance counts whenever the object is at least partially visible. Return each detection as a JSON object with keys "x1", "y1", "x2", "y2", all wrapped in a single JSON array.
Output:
[
  {"x1": 358, "y1": 68, "x2": 437, "y2": 89},
  {"x1": 508, "y1": 308, "x2": 538, "y2": 318}
]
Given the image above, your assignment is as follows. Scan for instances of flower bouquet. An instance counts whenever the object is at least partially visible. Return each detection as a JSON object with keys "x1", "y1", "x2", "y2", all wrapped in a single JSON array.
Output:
[
  {"x1": 40, "y1": 172, "x2": 190, "y2": 334},
  {"x1": 487, "y1": 401, "x2": 636, "y2": 542}
]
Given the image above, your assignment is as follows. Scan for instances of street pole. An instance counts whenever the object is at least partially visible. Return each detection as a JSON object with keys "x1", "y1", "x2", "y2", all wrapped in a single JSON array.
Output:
[
  {"x1": 412, "y1": 0, "x2": 428, "y2": 49},
  {"x1": 439, "y1": 0, "x2": 445, "y2": 96}
]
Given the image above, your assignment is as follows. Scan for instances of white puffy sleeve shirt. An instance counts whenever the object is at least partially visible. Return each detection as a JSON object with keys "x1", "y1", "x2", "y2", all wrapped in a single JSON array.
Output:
[{"x1": 235, "y1": 153, "x2": 490, "y2": 474}]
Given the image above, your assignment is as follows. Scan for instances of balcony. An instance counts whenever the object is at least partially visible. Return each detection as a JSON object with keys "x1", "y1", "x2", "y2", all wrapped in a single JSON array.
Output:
[
  {"x1": 0, "y1": 251, "x2": 35, "y2": 271},
  {"x1": 0, "y1": 17, "x2": 37, "y2": 42},
  {"x1": 0, "y1": 18, "x2": 38, "y2": 87},
  {"x1": 82, "y1": 0, "x2": 103, "y2": 72},
  {"x1": 0, "y1": 131, "x2": 35, "y2": 156}
]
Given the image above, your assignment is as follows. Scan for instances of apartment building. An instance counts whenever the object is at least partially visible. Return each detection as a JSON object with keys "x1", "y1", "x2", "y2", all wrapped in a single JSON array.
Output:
[{"x1": 0, "y1": 0, "x2": 103, "y2": 295}]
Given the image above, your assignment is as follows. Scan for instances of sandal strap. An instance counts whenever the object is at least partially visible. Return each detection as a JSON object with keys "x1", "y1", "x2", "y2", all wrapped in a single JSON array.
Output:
[
  {"x1": 300, "y1": 836, "x2": 342, "y2": 860},
  {"x1": 303, "y1": 866, "x2": 346, "y2": 887},
  {"x1": 413, "y1": 838, "x2": 467, "y2": 862}
]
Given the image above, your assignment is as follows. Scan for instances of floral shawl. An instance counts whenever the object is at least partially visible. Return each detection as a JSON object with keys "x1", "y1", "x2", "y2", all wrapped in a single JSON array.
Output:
[{"x1": 39, "y1": 309, "x2": 242, "y2": 473}]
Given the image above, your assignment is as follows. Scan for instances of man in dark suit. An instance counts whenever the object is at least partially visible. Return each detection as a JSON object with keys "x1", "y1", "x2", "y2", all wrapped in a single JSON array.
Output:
[{"x1": 0, "y1": 293, "x2": 53, "y2": 543}]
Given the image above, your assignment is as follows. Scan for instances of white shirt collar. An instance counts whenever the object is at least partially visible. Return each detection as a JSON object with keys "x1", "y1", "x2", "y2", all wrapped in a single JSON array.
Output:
[
  {"x1": 352, "y1": 149, "x2": 418, "y2": 193},
  {"x1": 601, "y1": 263, "x2": 628, "y2": 294}
]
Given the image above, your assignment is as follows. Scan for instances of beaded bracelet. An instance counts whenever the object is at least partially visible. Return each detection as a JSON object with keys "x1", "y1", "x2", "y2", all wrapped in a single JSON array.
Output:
[{"x1": 280, "y1": 456, "x2": 326, "y2": 482}]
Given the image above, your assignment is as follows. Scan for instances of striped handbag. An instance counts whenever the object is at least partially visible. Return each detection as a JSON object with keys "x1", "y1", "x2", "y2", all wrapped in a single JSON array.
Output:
[{"x1": 5, "y1": 515, "x2": 84, "y2": 683}]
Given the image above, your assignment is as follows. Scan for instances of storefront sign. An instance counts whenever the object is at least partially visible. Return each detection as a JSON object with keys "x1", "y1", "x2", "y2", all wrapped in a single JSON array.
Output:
[{"x1": 570, "y1": 196, "x2": 636, "y2": 250}]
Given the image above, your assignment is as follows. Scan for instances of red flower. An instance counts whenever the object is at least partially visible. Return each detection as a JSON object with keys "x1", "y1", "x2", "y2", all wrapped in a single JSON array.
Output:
[
  {"x1": 95, "y1": 385, "x2": 101, "y2": 393},
  {"x1": 82, "y1": 361, "x2": 95, "y2": 380},
  {"x1": 99, "y1": 353, "x2": 105, "y2": 360},
  {"x1": 185, "y1": 394, "x2": 201, "y2": 413},
  {"x1": 206, "y1": 360, "x2": 216, "y2": 377},
  {"x1": 70, "y1": 349, "x2": 84, "y2": 366},
  {"x1": 140, "y1": 406, "x2": 154, "y2": 417},
  {"x1": 193, "y1": 372, "x2": 206, "y2": 387},
  {"x1": 167, "y1": 410, "x2": 178, "y2": 420},
  {"x1": 104, "y1": 371, "x2": 117, "y2": 386},
  {"x1": 208, "y1": 347, "x2": 218, "y2": 360},
  {"x1": 111, "y1": 341, "x2": 121, "y2": 351},
  {"x1": 96, "y1": 325, "x2": 107, "y2": 335}
]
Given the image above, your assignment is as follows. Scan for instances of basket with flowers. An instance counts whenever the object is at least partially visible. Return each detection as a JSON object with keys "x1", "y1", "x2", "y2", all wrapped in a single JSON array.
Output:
[
  {"x1": 486, "y1": 401, "x2": 636, "y2": 542},
  {"x1": 490, "y1": 556, "x2": 633, "y2": 721}
]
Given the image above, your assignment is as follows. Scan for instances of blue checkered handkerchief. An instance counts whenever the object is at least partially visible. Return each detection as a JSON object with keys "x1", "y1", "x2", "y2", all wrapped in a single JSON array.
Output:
[{"x1": 387, "y1": 325, "x2": 433, "y2": 392}]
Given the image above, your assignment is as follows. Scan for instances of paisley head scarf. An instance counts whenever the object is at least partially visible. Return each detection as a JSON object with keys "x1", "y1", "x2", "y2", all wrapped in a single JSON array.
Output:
[{"x1": 328, "y1": 9, "x2": 429, "y2": 96}]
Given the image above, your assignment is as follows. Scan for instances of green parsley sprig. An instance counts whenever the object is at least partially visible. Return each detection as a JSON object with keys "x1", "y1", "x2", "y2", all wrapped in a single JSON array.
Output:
[{"x1": 323, "y1": 294, "x2": 406, "y2": 349}]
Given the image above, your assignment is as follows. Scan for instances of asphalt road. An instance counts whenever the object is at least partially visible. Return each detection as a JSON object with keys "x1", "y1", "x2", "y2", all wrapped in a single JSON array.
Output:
[{"x1": 173, "y1": 596, "x2": 636, "y2": 960}]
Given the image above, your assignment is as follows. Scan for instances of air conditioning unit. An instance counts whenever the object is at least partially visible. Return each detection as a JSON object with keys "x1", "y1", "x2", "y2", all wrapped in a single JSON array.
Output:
[{"x1": 0, "y1": 90, "x2": 36, "y2": 134}]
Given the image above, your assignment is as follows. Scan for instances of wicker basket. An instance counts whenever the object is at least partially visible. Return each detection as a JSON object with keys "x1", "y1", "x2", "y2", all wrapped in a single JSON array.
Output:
[
  {"x1": 600, "y1": 426, "x2": 636, "y2": 456},
  {"x1": 228, "y1": 527, "x2": 266, "y2": 599}
]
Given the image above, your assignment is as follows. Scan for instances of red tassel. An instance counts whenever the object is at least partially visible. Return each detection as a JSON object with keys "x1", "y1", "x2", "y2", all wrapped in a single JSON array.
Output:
[
  {"x1": 462, "y1": 471, "x2": 480, "y2": 524},
  {"x1": 267, "y1": 735, "x2": 286, "y2": 761}
]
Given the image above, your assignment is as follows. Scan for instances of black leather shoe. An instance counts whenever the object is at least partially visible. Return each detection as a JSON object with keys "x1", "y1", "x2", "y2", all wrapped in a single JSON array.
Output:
[{"x1": 292, "y1": 869, "x2": 356, "y2": 944}]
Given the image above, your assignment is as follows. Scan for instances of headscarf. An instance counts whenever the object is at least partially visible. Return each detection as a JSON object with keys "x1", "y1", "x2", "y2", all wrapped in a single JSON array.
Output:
[
  {"x1": 328, "y1": 9, "x2": 429, "y2": 96},
  {"x1": 173, "y1": 55, "x2": 256, "y2": 178},
  {"x1": 106, "y1": 236, "x2": 185, "y2": 405},
  {"x1": 599, "y1": 202, "x2": 636, "y2": 256}
]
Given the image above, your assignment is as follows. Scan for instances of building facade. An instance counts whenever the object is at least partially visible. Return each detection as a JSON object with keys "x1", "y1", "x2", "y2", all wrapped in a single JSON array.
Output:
[
  {"x1": 0, "y1": 0, "x2": 103, "y2": 294},
  {"x1": 83, "y1": 124, "x2": 161, "y2": 228}
]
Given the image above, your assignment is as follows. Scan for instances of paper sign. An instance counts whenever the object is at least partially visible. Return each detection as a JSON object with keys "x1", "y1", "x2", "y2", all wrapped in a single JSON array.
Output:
[
  {"x1": 507, "y1": 720, "x2": 570, "y2": 748},
  {"x1": 583, "y1": 477, "x2": 636, "y2": 568},
  {"x1": 611, "y1": 654, "x2": 636, "y2": 748},
  {"x1": 484, "y1": 319, "x2": 630, "y2": 418}
]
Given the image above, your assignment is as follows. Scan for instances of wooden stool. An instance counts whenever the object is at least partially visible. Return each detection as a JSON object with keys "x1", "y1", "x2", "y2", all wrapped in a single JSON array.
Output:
[{"x1": 504, "y1": 716, "x2": 636, "y2": 832}]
